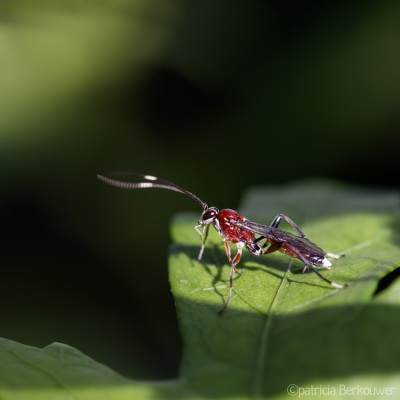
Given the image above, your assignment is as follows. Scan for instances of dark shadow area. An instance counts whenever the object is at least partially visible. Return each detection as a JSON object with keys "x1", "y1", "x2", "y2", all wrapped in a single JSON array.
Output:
[
  {"x1": 0, "y1": 191, "x2": 181, "y2": 380},
  {"x1": 133, "y1": 66, "x2": 231, "y2": 137},
  {"x1": 373, "y1": 267, "x2": 400, "y2": 297}
]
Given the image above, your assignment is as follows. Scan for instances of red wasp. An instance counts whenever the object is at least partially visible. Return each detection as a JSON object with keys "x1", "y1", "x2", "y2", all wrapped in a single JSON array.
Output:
[{"x1": 98, "y1": 172, "x2": 346, "y2": 313}]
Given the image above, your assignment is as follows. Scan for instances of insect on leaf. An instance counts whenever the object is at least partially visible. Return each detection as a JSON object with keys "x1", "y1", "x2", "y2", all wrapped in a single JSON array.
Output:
[{"x1": 169, "y1": 179, "x2": 400, "y2": 397}]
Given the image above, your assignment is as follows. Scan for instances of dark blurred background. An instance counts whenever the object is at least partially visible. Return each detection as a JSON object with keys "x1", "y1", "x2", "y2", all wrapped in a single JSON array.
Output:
[{"x1": 1, "y1": 1, "x2": 399, "y2": 380}]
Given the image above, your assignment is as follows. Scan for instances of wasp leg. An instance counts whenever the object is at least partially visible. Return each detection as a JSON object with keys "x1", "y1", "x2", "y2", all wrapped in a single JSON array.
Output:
[
  {"x1": 308, "y1": 265, "x2": 345, "y2": 289},
  {"x1": 287, "y1": 244, "x2": 346, "y2": 289},
  {"x1": 223, "y1": 240, "x2": 243, "y2": 275},
  {"x1": 219, "y1": 241, "x2": 244, "y2": 314},
  {"x1": 270, "y1": 214, "x2": 307, "y2": 238},
  {"x1": 196, "y1": 223, "x2": 210, "y2": 261},
  {"x1": 261, "y1": 241, "x2": 282, "y2": 255},
  {"x1": 249, "y1": 236, "x2": 284, "y2": 257},
  {"x1": 247, "y1": 237, "x2": 282, "y2": 255}
]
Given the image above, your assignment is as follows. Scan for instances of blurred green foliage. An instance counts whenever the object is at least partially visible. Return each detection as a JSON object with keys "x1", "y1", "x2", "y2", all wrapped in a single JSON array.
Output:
[{"x1": 1, "y1": 1, "x2": 400, "y2": 379}]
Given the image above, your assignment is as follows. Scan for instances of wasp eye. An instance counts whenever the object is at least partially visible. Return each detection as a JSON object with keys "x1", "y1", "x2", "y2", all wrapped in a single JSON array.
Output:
[
  {"x1": 201, "y1": 207, "x2": 219, "y2": 223},
  {"x1": 203, "y1": 209, "x2": 215, "y2": 219}
]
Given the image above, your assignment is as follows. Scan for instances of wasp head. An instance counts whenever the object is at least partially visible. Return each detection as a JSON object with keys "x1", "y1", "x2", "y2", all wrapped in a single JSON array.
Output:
[{"x1": 199, "y1": 206, "x2": 219, "y2": 226}]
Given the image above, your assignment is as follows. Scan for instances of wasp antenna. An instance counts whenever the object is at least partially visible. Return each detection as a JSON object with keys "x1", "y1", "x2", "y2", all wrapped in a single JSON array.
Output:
[
  {"x1": 97, "y1": 174, "x2": 143, "y2": 190},
  {"x1": 97, "y1": 172, "x2": 209, "y2": 210}
]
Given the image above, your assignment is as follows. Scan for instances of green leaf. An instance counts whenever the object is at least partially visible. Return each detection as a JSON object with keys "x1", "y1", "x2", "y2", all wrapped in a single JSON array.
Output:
[
  {"x1": 1, "y1": 180, "x2": 399, "y2": 399},
  {"x1": 0, "y1": 338, "x2": 182, "y2": 400}
]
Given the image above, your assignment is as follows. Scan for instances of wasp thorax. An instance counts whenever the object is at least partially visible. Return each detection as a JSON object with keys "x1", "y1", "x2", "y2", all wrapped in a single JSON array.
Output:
[{"x1": 200, "y1": 207, "x2": 219, "y2": 225}]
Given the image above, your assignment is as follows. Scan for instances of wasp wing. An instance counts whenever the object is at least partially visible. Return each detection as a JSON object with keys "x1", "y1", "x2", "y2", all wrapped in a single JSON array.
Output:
[{"x1": 234, "y1": 218, "x2": 325, "y2": 257}]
